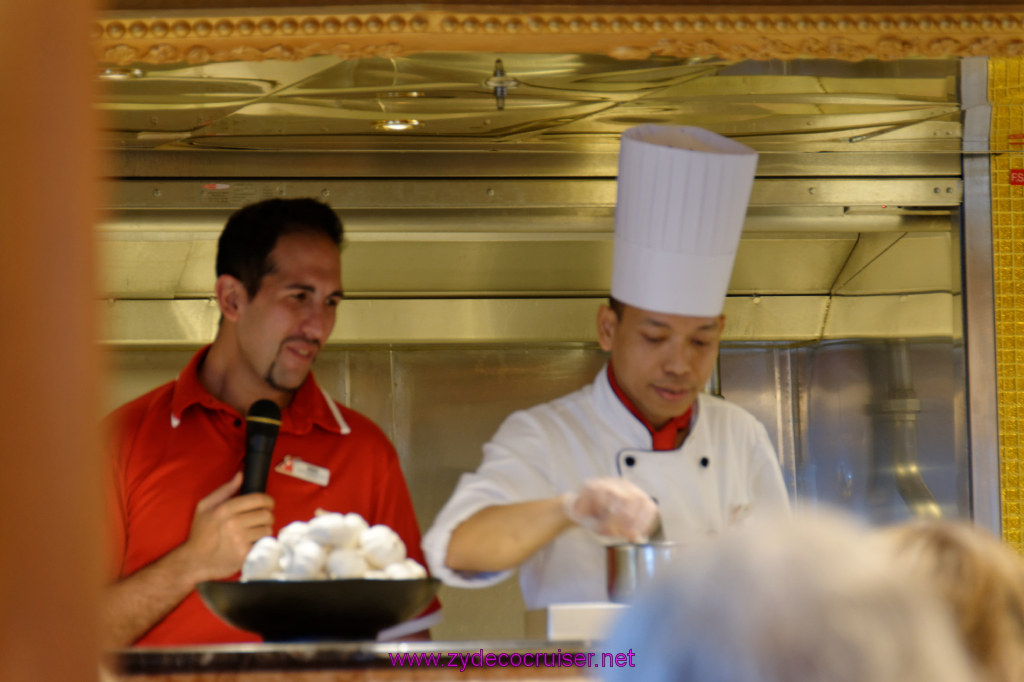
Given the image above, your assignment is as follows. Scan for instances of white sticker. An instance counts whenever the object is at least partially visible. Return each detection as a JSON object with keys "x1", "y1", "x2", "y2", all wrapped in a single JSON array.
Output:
[{"x1": 274, "y1": 455, "x2": 330, "y2": 487}]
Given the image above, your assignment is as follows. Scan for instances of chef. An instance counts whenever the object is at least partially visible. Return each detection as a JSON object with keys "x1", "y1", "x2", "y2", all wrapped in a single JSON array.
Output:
[{"x1": 422, "y1": 124, "x2": 791, "y2": 609}]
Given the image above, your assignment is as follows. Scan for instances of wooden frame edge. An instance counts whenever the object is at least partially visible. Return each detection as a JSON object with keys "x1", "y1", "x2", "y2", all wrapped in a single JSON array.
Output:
[{"x1": 93, "y1": 7, "x2": 1024, "y2": 64}]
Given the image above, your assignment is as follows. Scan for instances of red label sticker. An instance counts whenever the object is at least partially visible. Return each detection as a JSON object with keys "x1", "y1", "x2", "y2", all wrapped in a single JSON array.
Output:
[{"x1": 1011, "y1": 169, "x2": 1024, "y2": 186}]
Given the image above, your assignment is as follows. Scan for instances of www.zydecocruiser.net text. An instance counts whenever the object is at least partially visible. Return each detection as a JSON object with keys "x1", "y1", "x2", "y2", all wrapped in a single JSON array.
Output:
[{"x1": 388, "y1": 649, "x2": 637, "y2": 671}]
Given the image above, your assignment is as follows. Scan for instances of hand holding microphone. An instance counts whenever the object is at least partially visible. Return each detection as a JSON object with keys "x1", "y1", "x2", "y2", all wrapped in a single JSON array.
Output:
[{"x1": 181, "y1": 399, "x2": 280, "y2": 581}]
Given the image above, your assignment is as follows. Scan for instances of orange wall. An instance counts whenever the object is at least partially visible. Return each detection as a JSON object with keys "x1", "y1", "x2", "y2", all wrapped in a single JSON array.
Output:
[{"x1": 0, "y1": 1, "x2": 103, "y2": 680}]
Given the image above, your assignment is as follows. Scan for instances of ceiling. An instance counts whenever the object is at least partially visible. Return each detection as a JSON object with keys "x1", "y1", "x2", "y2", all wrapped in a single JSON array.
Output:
[
  {"x1": 97, "y1": 54, "x2": 962, "y2": 157},
  {"x1": 96, "y1": 54, "x2": 967, "y2": 345}
]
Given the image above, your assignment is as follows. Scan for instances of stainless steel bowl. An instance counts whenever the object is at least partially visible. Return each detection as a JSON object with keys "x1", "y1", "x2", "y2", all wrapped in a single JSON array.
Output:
[{"x1": 606, "y1": 541, "x2": 681, "y2": 603}]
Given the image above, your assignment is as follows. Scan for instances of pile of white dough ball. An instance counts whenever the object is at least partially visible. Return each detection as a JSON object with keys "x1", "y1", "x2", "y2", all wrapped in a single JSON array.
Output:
[{"x1": 240, "y1": 509, "x2": 428, "y2": 581}]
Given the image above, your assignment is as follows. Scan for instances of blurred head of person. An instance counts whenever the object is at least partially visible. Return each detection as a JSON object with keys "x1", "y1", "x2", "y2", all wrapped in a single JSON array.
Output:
[
  {"x1": 603, "y1": 509, "x2": 977, "y2": 682},
  {"x1": 883, "y1": 519, "x2": 1024, "y2": 682}
]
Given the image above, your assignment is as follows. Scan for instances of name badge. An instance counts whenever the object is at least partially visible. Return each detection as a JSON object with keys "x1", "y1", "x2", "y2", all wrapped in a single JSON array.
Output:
[{"x1": 275, "y1": 455, "x2": 330, "y2": 487}]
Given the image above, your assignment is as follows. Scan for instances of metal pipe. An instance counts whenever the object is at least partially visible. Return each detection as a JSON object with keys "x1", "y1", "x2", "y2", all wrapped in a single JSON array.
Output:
[{"x1": 880, "y1": 341, "x2": 942, "y2": 518}]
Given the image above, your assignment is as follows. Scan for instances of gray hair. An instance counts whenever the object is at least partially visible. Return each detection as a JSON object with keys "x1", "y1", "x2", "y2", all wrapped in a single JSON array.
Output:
[{"x1": 602, "y1": 510, "x2": 977, "y2": 682}]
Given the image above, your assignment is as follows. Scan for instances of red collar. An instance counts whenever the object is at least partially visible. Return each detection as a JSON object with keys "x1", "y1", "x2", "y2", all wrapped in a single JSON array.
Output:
[
  {"x1": 170, "y1": 345, "x2": 341, "y2": 435},
  {"x1": 607, "y1": 364, "x2": 693, "y2": 451}
]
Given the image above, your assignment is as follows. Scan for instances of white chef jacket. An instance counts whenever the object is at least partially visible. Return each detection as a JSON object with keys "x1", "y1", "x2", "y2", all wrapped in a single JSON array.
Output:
[{"x1": 422, "y1": 365, "x2": 790, "y2": 610}]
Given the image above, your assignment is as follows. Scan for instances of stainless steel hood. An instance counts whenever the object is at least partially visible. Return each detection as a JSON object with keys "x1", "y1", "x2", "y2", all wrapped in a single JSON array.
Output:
[
  {"x1": 97, "y1": 55, "x2": 965, "y2": 346},
  {"x1": 99, "y1": 54, "x2": 961, "y2": 150}
]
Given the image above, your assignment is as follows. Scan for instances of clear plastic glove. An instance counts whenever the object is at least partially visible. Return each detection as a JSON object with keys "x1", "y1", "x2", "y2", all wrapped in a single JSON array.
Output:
[{"x1": 562, "y1": 477, "x2": 660, "y2": 542}]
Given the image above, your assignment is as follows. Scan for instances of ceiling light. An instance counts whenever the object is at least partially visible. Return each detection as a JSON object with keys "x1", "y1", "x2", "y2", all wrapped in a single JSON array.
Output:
[
  {"x1": 98, "y1": 67, "x2": 146, "y2": 81},
  {"x1": 375, "y1": 119, "x2": 421, "y2": 132}
]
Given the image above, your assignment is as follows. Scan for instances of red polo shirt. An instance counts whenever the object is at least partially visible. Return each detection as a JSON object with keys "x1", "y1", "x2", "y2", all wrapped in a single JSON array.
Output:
[{"x1": 107, "y1": 346, "x2": 432, "y2": 645}]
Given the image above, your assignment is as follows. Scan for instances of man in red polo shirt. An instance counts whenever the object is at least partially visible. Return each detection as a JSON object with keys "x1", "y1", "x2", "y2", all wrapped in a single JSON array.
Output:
[{"x1": 103, "y1": 198, "x2": 437, "y2": 646}]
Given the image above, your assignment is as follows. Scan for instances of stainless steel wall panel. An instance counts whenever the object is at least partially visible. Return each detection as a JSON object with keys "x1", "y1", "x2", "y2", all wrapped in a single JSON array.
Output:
[
  {"x1": 99, "y1": 295, "x2": 961, "y2": 347},
  {"x1": 103, "y1": 349, "x2": 194, "y2": 414},
  {"x1": 719, "y1": 296, "x2": 829, "y2": 342},
  {"x1": 831, "y1": 232, "x2": 956, "y2": 295},
  {"x1": 98, "y1": 228, "x2": 957, "y2": 300},
  {"x1": 108, "y1": 147, "x2": 963, "y2": 179},
  {"x1": 340, "y1": 350, "x2": 397, "y2": 445},
  {"x1": 98, "y1": 174, "x2": 961, "y2": 303},
  {"x1": 823, "y1": 293, "x2": 956, "y2": 340},
  {"x1": 730, "y1": 235, "x2": 857, "y2": 295},
  {"x1": 718, "y1": 347, "x2": 799, "y2": 496},
  {"x1": 100, "y1": 298, "x2": 604, "y2": 347},
  {"x1": 101, "y1": 298, "x2": 221, "y2": 348},
  {"x1": 339, "y1": 238, "x2": 612, "y2": 298},
  {"x1": 104, "y1": 177, "x2": 963, "y2": 211},
  {"x1": 752, "y1": 178, "x2": 961, "y2": 208},
  {"x1": 797, "y1": 342, "x2": 967, "y2": 522},
  {"x1": 961, "y1": 57, "x2": 1001, "y2": 533}
]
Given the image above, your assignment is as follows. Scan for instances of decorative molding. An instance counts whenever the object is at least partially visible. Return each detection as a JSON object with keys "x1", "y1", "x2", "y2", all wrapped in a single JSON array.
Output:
[{"x1": 93, "y1": 8, "x2": 1024, "y2": 64}]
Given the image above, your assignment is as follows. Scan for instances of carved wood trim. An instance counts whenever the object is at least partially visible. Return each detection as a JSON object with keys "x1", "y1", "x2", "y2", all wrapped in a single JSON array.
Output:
[{"x1": 94, "y1": 7, "x2": 1024, "y2": 64}]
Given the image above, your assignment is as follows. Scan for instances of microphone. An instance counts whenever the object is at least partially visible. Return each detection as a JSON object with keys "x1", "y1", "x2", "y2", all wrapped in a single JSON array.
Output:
[{"x1": 240, "y1": 399, "x2": 281, "y2": 495}]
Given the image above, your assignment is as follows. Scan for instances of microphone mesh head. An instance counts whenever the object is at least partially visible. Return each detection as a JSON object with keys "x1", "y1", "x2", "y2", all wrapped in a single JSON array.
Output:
[{"x1": 247, "y1": 399, "x2": 281, "y2": 426}]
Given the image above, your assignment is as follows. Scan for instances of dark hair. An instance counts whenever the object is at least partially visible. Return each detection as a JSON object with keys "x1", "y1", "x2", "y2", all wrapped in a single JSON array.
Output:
[
  {"x1": 608, "y1": 295, "x2": 625, "y2": 318},
  {"x1": 216, "y1": 198, "x2": 343, "y2": 298}
]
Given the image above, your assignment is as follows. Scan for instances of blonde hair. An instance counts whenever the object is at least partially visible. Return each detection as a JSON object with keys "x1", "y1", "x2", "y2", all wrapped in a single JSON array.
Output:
[
  {"x1": 884, "y1": 519, "x2": 1024, "y2": 682},
  {"x1": 603, "y1": 510, "x2": 976, "y2": 682}
]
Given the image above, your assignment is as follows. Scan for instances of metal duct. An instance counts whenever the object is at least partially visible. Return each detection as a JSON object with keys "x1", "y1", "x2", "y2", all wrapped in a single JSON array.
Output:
[{"x1": 97, "y1": 56, "x2": 965, "y2": 347}]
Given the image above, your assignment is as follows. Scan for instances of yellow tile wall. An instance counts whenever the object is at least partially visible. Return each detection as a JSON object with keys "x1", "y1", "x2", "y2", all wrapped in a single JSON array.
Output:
[{"x1": 990, "y1": 57, "x2": 1024, "y2": 550}]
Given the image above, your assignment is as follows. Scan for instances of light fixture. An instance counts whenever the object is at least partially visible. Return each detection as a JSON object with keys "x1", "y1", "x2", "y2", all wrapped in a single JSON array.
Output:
[
  {"x1": 374, "y1": 119, "x2": 422, "y2": 132},
  {"x1": 98, "y1": 67, "x2": 146, "y2": 81},
  {"x1": 382, "y1": 91, "x2": 425, "y2": 98},
  {"x1": 485, "y1": 58, "x2": 519, "y2": 111}
]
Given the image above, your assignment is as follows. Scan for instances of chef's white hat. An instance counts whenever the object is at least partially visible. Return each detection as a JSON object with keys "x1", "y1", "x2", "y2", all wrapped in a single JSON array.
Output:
[{"x1": 611, "y1": 124, "x2": 758, "y2": 317}]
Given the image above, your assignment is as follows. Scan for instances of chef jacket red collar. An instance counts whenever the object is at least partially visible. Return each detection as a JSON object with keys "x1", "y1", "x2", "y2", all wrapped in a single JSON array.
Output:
[
  {"x1": 607, "y1": 363, "x2": 693, "y2": 451},
  {"x1": 169, "y1": 344, "x2": 344, "y2": 435}
]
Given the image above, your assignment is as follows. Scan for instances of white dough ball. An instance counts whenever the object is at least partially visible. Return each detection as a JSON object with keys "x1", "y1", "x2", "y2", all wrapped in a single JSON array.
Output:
[
  {"x1": 260, "y1": 514, "x2": 417, "y2": 582},
  {"x1": 240, "y1": 536, "x2": 281, "y2": 581},
  {"x1": 344, "y1": 512, "x2": 369, "y2": 536},
  {"x1": 383, "y1": 562, "x2": 412, "y2": 579},
  {"x1": 306, "y1": 513, "x2": 349, "y2": 548},
  {"x1": 359, "y1": 524, "x2": 407, "y2": 569},
  {"x1": 382, "y1": 558, "x2": 428, "y2": 580},
  {"x1": 278, "y1": 520, "x2": 310, "y2": 548},
  {"x1": 327, "y1": 548, "x2": 369, "y2": 579},
  {"x1": 401, "y1": 558, "x2": 428, "y2": 579},
  {"x1": 280, "y1": 538, "x2": 327, "y2": 579}
]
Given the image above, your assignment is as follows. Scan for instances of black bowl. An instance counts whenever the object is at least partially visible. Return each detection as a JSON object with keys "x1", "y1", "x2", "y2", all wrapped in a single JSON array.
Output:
[{"x1": 197, "y1": 578, "x2": 440, "y2": 642}]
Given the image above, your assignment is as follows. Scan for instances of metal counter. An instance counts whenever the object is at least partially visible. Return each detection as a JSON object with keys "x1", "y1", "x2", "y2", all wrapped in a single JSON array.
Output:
[{"x1": 111, "y1": 640, "x2": 597, "y2": 680}]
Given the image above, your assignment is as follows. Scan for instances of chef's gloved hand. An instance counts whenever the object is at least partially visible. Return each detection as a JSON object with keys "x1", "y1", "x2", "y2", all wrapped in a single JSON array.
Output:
[{"x1": 562, "y1": 477, "x2": 659, "y2": 543}]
